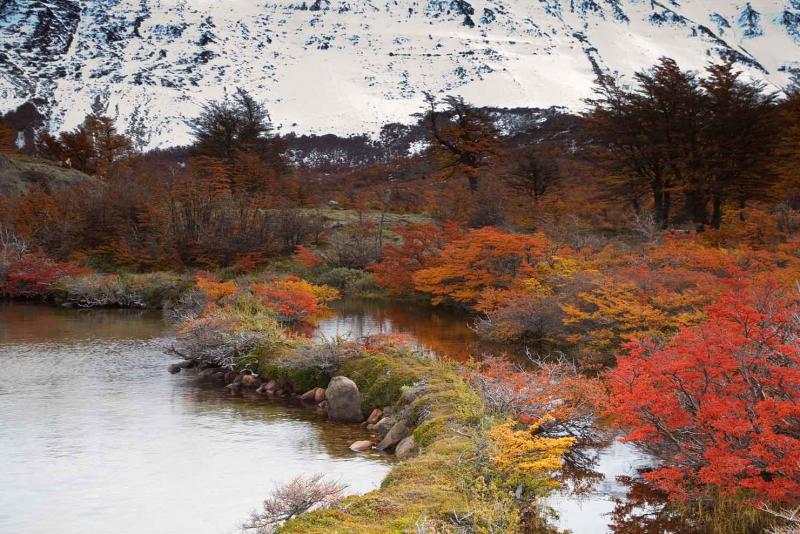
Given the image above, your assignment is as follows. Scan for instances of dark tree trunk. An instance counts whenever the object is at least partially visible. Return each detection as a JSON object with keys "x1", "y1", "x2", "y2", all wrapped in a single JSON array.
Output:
[
  {"x1": 686, "y1": 188, "x2": 709, "y2": 232},
  {"x1": 467, "y1": 174, "x2": 479, "y2": 192},
  {"x1": 711, "y1": 194, "x2": 723, "y2": 229}
]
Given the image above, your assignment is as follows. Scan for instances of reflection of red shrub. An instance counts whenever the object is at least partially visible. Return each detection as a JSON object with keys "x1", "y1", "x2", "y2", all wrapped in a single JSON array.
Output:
[
  {"x1": 1, "y1": 254, "x2": 90, "y2": 298},
  {"x1": 607, "y1": 283, "x2": 800, "y2": 503}
]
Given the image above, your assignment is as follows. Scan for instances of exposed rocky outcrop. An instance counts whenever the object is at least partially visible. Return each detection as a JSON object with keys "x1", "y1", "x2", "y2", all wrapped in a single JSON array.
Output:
[{"x1": 0, "y1": 154, "x2": 96, "y2": 195}]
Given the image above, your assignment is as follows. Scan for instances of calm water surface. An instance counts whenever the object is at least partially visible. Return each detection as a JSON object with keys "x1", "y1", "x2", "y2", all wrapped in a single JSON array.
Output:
[
  {"x1": 0, "y1": 303, "x2": 391, "y2": 534},
  {"x1": 1, "y1": 299, "x2": 656, "y2": 534}
]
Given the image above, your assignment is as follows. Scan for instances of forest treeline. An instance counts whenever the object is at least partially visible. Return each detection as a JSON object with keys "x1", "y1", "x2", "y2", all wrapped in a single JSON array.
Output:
[{"x1": 2, "y1": 57, "x2": 800, "y2": 532}]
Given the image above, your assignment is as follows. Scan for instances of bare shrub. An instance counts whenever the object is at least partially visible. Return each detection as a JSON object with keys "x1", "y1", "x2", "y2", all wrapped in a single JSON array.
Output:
[
  {"x1": 278, "y1": 335, "x2": 355, "y2": 379},
  {"x1": 628, "y1": 210, "x2": 661, "y2": 242},
  {"x1": 764, "y1": 505, "x2": 800, "y2": 534},
  {"x1": 0, "y1": 223, "x2": 28, "y2": 267},
  {"x1": 270, "y1": 208, "x2": 325, "y2": 253},
  {"x1": 243, "y1": 474, "x2": 347, "y2": 533},
  {"x1": 535, "y1": 213, "x2": 608, "y2": 251},
  {"x1": 53, "y1": 272, "x2": 187, "y2": 308},
  {"x1": 473, "y1": 296, "x2": 564, "y2": 346},
  {"x1": 174, "y1": 320, "x2": 262, "y2": 370},
  {"x1": 774, "y1": 203, "x2": 800, "y2": 235},
  {"x1": 324, "y1": 217, "x2": 382, "y2": 269}
]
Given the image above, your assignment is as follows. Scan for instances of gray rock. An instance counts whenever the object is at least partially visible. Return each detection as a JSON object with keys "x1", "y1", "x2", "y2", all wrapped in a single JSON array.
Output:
[
  {"x1": 376, "y1": 421, "x2": 410, "y2": 451},
  {"x1": 349, "y1": 440, "x2": 372, "y2": 452},
  {"x1": 395, "y1": 435, "x2": 416, "y2": 460},
  {"x1": 197, "y1": 368, "x2": 217, "y2": 381},
  {"x1": 326, "y1": 376, "x2": 363, "y2": 423},
  {"x1": 168, "y1": 359, "x2": 195, "y2": 374},
  {"x1": 224, "y1": 370, "x2": 239, "y2": 384},
  {"x1": 257, "y1": 379, "x2": 278, "y2": 395},
  {"x1": 369, "y1": 416, "x2": 394, "y2": 438}
]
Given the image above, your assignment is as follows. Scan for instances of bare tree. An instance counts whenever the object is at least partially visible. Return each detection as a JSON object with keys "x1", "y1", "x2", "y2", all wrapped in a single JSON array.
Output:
[{"x1": 243, "y1": 474, "x2": 347, "y2": 533}]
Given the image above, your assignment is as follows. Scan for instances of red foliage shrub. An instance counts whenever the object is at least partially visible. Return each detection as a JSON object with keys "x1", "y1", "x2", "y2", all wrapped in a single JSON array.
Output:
[
  {"x1": 293, "y1": 245, "x2": 323, "y2": 270},
  {"x1": 1, "y1": 253, "x2": 90, "y2": 298},
  {"x1": 607, "y1": 283, "x2": 800, "y2": 503},
  {"x1": 369, "y1": 223, "x2": 456, "y2": 296}
]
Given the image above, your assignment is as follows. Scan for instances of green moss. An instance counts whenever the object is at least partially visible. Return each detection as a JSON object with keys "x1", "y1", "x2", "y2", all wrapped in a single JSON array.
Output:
[{"x1": 277, "y1": 348, "x2": 523, "y2": 533}]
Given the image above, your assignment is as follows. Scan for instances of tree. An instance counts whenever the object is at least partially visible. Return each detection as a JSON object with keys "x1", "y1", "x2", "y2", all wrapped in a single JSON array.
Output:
[
  {"x1": 84, "y1": 112, "x2": 134, "y2": 179},
  {"x1": 412, "y1": 227, "x2": 549, "y2": 309},
  {"x1": 774, "y1": 74, "x2": 800, "y2": 208},
  {"x1": 586, "y1": 58, "x2": 778, "y2": 231},
  {"x1": 585, "y1": 58, "x2": 705, "y2": 229},
  {"x1": 508, "y1": 145, "x2": 561, "y2": 203},
  {"x1": 36, "y1": 104, "x2": 133, "y2": 178},
  {"x1": 191, "y1": 88, "x2": 278, "y2": 161},
  {"x1": 700, "y1": 62, "x2": 778, "y2": 228},
  {"x1": 369, "y1": 223, "x2": 454, "y2": 296},
  {"x1": 422, "y1": 93, "x2": 501, "y2": 192},
  {"x1": 607, "y1": 284, "x2": 800, "y2": 503}
]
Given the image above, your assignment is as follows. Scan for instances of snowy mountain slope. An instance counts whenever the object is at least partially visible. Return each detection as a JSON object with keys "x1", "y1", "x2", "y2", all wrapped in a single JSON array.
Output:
[{"x1": 1, "y1": 0, "x2": 798, "y2": 148}]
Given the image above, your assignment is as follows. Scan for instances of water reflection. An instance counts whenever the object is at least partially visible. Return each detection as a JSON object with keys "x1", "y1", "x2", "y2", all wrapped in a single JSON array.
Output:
[
  {"x1": 0, "y1": 304, "x2": 391, "y2": 534},
  {"x1": 308, "y1": 297, "x2": 510, "y2": 361}
]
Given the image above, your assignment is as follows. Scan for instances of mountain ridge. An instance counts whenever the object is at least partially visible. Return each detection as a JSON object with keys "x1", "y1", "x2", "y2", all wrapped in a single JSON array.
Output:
[{"x1": 1, "y1": 0, "x2": 798, "y2": 148}]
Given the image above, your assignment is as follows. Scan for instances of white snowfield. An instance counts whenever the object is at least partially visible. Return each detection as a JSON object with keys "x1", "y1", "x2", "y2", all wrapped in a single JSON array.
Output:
[{"x1": 1, "y1": 0, "x2": 798, "y2": 148}]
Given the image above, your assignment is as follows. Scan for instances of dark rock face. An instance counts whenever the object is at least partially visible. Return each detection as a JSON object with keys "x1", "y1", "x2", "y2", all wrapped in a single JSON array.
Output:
[{"x1": 325, "y1": 376, "x2": 363, "y2": 423}]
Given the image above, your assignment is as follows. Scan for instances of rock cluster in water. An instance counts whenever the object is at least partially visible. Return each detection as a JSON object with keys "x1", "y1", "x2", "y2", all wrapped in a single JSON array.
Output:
[{"x1": 167, "y1": 358, "x2": 417, "y2": 460}]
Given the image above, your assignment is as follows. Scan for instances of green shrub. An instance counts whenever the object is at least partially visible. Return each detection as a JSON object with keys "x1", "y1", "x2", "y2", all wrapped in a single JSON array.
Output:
[{"x1": 313, "y1": 267, "x2": 377, "y2": 296}]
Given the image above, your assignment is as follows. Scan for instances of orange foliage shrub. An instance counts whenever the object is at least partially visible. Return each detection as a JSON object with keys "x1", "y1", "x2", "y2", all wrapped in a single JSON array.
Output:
[
  {"x1": 252, "y1": 276, "x2": 340, "y2": 322},
  {"x1": 412, "y1": 227, "x2": 550, "y2": 310},
  {"x1": 293, "y1": 245, "x2": 323, "y2": 270},
  {"x1": 369, "y1": 223, "x2": 456, "y2": 296}
]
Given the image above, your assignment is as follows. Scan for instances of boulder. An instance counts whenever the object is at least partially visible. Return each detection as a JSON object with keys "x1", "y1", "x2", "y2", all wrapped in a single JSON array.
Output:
[
  {"x1": 376, "y1": 421, "x2": 411, "y2": 451},
  {"x1": 365, "y1": 408, "x2": 383, "y2": 425},
  {"x1": 197, "y1": 368, "x2": 217, "y2": 381},
  {"x1": 240, "y1": 374, "x2": 260, "y2": 388},
  {"x1": 325, "y1": 376, "x2": 364, "y2": 423},
  {"x1": 167, "y1": 359, "x2": 195, "y2": 374},
  {"x1": 349, "y1": 440, "x2": 373, "y2": 452},
  {"x1": 314, "y1": 387, "x2": 326, "y2": 403},
  {"x1": 395, "y1": 435, "x2": 416, "y2": 460},
  {"x1": 369, "y1": 417, "x2": 394, "y2": 438},
  {"x1": 300, "y1": 387, "x2": 320, "y2": 401},
  {"x1": 256, "y1": 379, "x2": 278, "y2": 395},
  {"x1": 224, "y1": 370, "x2": 239, "y2": 384}
]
